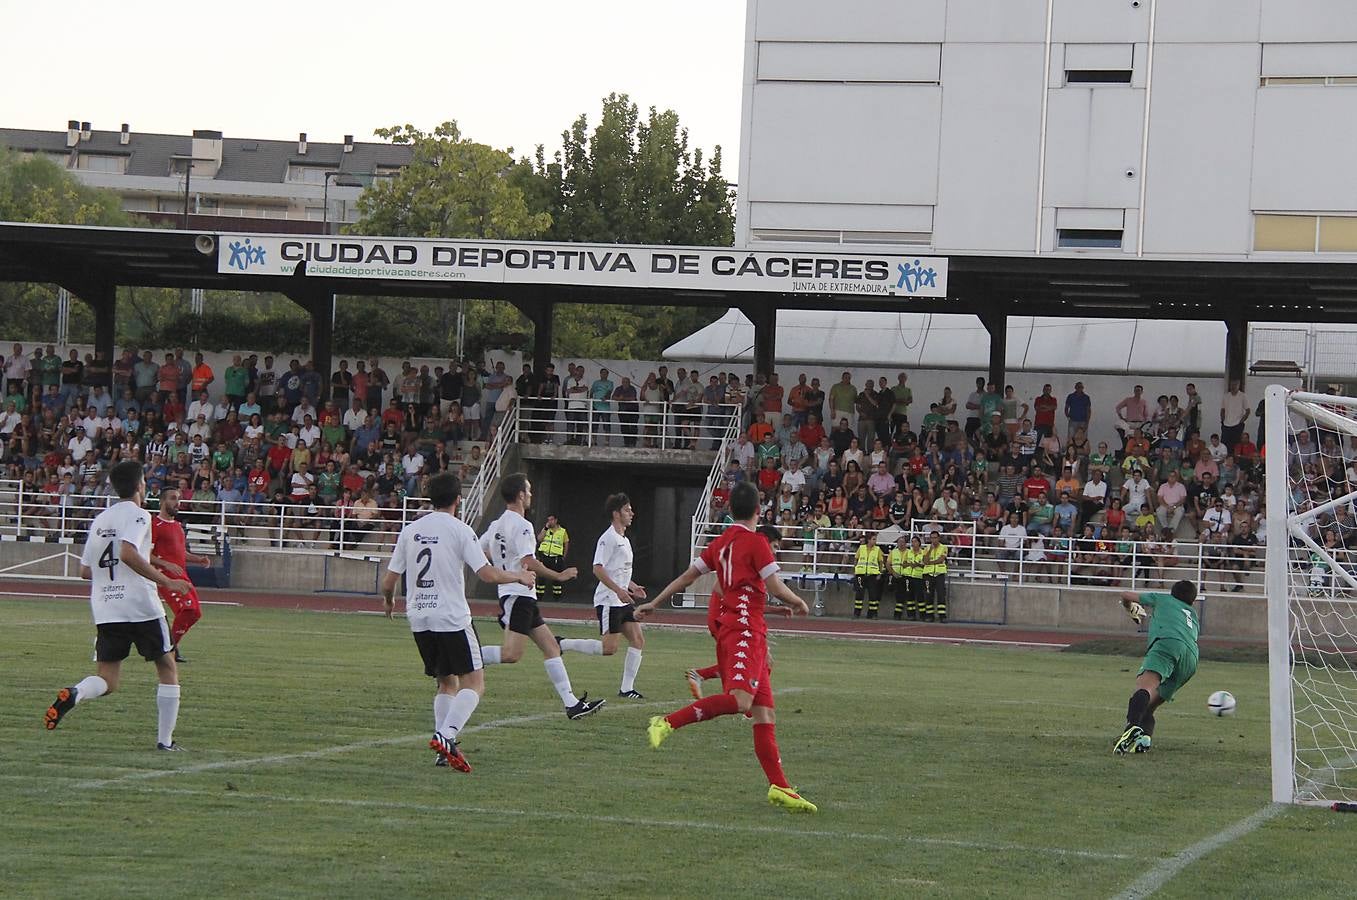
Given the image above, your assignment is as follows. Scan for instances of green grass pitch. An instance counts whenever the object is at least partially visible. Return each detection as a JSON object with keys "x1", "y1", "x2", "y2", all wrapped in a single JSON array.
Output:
[{"x1": 1, "y1": 597, "x2": 1352, "y2": 898}]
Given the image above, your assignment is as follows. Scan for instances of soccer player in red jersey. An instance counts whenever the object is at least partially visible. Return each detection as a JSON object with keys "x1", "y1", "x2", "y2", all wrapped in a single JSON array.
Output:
[
  {"x1": 149, "y1": 489, "x2": 211, "y2": 662},
  {"x1": 684, "y1": 526, "x2": 786, "y2": 700},
  {"x1": 635, "y1": 482, "x2": 816, "y2": 813}
]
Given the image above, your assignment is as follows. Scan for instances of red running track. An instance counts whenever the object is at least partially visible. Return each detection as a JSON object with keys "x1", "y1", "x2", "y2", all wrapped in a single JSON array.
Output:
[{"x1": 0, "y1": 577, "x2": 1102, "y2": 650}]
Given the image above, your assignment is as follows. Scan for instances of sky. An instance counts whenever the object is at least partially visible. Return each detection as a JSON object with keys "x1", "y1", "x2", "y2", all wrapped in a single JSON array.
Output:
[{"x1": 2, "y1": 0, "x2": 747, "y2": 177}]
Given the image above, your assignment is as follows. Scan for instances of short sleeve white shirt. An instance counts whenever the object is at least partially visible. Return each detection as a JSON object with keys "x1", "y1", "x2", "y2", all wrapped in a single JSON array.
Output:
[
  {"x1": 480, "y1": 509, "x2": 537, "y2": 598},
  {"x1": 592, "y1": 527, "x2": 635, "y2": 607},
  {"x1": 387, "y1": 511, "x2": 487, "y2": 632},
  {"x1": 81, "y1": 500, "x2": 161, "y2": 624}
]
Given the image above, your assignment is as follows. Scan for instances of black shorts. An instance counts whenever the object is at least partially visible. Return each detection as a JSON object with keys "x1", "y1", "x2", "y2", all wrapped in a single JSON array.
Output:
[
  {"x1": 413, "y1": 625, "x2": 483, "y2": 678},
  {"x1": 95, "y1": 618, "x2": 173, "y2": 662},
  {"x1": 596, "y1": 604, "x2": 637, "y2": 635},
  {"x1": 498, "y1": 594, "x2": 545, "y2": 635}
]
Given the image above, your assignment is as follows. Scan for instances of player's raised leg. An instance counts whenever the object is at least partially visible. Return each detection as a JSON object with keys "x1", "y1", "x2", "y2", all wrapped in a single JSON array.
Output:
[{"x1": 530, "y1": 624, "x2": 605, "y2": 719}]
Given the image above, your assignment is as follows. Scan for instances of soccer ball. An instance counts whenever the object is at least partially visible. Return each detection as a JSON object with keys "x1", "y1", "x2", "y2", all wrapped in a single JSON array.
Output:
[{"x1": 1207, "y1": 691, "x2": 1237, "y2": 716}]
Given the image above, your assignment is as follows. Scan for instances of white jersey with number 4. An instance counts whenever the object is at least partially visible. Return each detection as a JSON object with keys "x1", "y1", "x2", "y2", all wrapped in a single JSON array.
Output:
[
  {"x1": 480, "y1": 509, "x2": 537, "y2": 599},
  {"x1": 81, "y1": 500, "x2": 160, "y2": 625},
  {"x1": 388, "y1": 511, "x2": 488, "y2": 632},
  {"x1": 592, "y1": 526, "x2": 634, "y2": 607}
]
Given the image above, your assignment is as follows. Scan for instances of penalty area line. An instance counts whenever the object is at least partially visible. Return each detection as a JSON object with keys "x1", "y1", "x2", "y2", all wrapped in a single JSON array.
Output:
[
  {"x1": 115, "y1": 783, "x2": 1144, "y2": 862},
  {"x1": 1110, "y1": 803, "x2": 1285, "y2": 900}
]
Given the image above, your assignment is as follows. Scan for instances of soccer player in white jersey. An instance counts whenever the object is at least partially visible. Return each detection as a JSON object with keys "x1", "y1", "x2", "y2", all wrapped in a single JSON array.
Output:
[
  {"x1": 555, "y1": 493, "x2": 649, "y2": 698},
  {"x1": 44, "y1": 460, "x2": 194, "y2": 750},
  {"x1": 478, "y1": 473, "x2": 605, "y2": 720},
  {"x1": 382, "y1": 472, "x2": 535, "y2": 772}
]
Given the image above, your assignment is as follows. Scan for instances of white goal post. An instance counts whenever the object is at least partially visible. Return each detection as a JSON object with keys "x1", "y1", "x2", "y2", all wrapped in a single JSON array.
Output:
[{"x1": 1267, "y1": 385, "x2": 1357, "y2": 806}]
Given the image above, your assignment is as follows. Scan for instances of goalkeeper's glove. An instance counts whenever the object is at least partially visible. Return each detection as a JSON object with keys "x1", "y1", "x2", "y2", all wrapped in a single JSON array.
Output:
[{"x1": 1126, "y1": 602, "x2": 1146, "y2": 625}]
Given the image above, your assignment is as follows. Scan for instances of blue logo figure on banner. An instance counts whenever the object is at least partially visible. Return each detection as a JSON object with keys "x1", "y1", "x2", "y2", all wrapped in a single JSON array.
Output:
[
  {"x1": 895, "y1": 259, "x2": 938, "y2": 294},
  {"x1": 227, "y1": 238, "x2": 267, "y2": 271}
]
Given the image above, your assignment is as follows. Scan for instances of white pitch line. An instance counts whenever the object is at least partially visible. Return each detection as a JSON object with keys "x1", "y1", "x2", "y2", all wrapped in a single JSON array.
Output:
[
  {"x1": 1110, "y1": 803, "x2": 1285, "y2": 900},
  {"x1": 71, "y1": 690, "x2": 806, "y2": 790},
  {"x1": 112, "y1": 783, "x2": 1142, "y2": 862}
]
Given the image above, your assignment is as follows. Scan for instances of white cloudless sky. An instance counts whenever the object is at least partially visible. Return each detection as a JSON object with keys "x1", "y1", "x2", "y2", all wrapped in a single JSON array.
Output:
[{"x1": 2, "y1": 0, "x2": 746, "y2": 176}]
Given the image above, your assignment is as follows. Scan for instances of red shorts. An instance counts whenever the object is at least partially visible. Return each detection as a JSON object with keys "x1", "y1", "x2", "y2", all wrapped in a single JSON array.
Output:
[
  {"x1": 716, "y1": 625, "x2": 773, "y2": 708},
  {"x1": 159, "y1": 582, "x2": 201, "y2": 614}
]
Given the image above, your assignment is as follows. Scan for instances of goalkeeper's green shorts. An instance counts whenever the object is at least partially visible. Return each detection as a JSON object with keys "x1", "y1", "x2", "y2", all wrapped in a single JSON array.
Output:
[{"x1": 1139, "y1": 638, "x2": 1198, "y2": 702}]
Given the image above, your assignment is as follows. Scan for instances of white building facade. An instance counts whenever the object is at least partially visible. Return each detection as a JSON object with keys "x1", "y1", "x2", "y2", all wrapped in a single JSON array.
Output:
[{"x1": 735, "y1": 0, "x2": 1357, "y2": 260}]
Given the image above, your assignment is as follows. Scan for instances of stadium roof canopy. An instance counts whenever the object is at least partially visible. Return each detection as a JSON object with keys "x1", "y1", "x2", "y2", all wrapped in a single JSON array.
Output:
[
  {"x1": 664, "y1": 309, "x2": 1357, "y2": 379},
  {"x1": 2, "y1": 220, "x2": 1355, "y2": 388}
]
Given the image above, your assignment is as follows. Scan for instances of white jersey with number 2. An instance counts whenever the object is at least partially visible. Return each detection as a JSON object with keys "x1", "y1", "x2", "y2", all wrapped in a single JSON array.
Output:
[
  {"x1": 81, "y1": 500, "x2": 161, "y2": 625},
  {"x1": 388, "y1": 511, "x2": 488, "y2": 632}
]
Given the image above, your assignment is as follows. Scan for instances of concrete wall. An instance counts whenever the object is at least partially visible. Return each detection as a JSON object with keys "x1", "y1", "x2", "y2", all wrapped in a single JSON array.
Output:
[
  {"x1": 0, "y1": 538, "x2": 1296, "y2": 642},
  {"x1": 736, "y1": 0, "x2": 1357, "y2": 259}
]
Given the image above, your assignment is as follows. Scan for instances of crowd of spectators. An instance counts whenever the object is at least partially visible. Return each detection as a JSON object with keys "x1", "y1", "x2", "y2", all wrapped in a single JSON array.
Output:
[
  {"x1": 701, "y1": 371, "x2": 1352, "y2": 593},
  {"x1": 2, "y1": 341, "x2": 1351, "y2": 594},
  {"x1": 0, "y1": 344, "x2": 512, "y2": 547}
]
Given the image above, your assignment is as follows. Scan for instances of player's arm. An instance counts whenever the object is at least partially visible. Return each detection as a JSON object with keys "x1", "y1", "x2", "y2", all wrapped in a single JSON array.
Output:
[
  {"x1": 120, "y1": 541, "x2": 190, "y2": 595},
  {"x1": 634, "y1": 563, "x2": 704, "y2": 618},
  {"x1": 148, "y1": 550, "x2": 186, "y2": 578},
  {"x1": 379, "y1": 569, "x2": 401, "y2": 619},
  {"x1": 1119, "y1": 590, "x2": 1147, "y2": 624},
  {"x1": 765, "y1": 573, "x2": 810, "y2": 616},
  {"x1": 475, "y1": 563, "x2": 534, "y2": 590},
  {"x1": 593, "y1": 563, "x2": 635, "y2": 604},
  {"x1": 79, "y1": 564, "x2": 92, "y2": 579},
  {"x1": 524, "y1": 554, "x2": 577, "y2": 582}
]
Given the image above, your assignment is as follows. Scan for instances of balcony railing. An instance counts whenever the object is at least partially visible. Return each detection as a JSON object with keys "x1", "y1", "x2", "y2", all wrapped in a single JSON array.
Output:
[
  {"x1": 516, "y1": 400, "x2": 741, "y2": 451},
  {"x1": 689, "y1": 519, "x2": 1278, "y2": 600}
]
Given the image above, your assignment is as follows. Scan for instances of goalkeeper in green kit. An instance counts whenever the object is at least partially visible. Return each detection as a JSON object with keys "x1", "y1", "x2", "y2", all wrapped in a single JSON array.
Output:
[{"x1": 1113, "y1": 580, "x2": 1201, "y2": 755}]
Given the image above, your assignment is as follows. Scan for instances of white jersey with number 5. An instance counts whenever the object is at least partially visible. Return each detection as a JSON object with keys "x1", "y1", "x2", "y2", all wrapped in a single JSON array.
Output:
[
  {"x1": 388, "y1": 511, "x2": 488, "y2": 632},
  {"x1": 479, "y1": 509, "x2": 537, "y2": 599},
  {"x1": 592, "y1": 526, "x2": 634, "y2": 607},
  {"x1": 81, "y1": 500, "x2": 160, "y2": 625}
]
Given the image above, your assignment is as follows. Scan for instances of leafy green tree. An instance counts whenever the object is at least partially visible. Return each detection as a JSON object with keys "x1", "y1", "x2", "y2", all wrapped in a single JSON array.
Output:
[
  {"x1": 536, "y1": 93, "x2": 735, "y2": 357},
  {"x1": 0, "y1": 147, "x2": 134, "y2": 343}
]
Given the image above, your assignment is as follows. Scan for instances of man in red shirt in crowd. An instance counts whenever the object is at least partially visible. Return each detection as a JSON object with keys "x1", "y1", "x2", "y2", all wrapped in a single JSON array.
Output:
[
  {"x1": 797, "y1": 414, "x2": 826, "y2": 454},
  {"x1": 635, "y1": 482, "x2": 816, "y2": 813},
  {"x1": 761, "y1": 373, "x2": 785, "y2": 417},
  {"x1": 1032, "y1": 384, "x2": 1058, "y2": 441},
  {"x1": 1023, "y1": 466, "x2": 1052, "y2": 501},
  {"x1": 150, "y1": 488, "x2": 211, "y2": 662}
]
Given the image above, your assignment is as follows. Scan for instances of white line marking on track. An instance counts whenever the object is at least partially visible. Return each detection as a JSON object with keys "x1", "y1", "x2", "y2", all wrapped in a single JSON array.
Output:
[
  {"x1": 71, "y1": 690, "x2": 806, "y2": 790},
  {"x1": 1110, "y1": 803, "x2": 1285, "y2": 900},
  {"x1": 110, "y1": 783, "x2": 1142, "y2": 862}
]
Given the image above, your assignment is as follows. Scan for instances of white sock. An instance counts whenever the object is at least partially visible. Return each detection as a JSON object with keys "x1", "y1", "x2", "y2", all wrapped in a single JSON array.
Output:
[
  {"x1": 440, "y1": 688, "x2": 480, "y2": 738},
  {"x1": 156, "y1": 683, "x2": 181, "y2": 746},
  {"x1": 621, "y1": 647, "x2": 644, "y2": 693},
  {"x1": 559, "y1": 638, "x2": 604, "y2": 655},
  {"x1": 481, "y1": 645, "x2": 502, "y2": 665},
  {"x1": 544, "y1": 657, "x2": 579, "y2": 708},
  {"x1": 74, "y1": 675, "x2": 108, "y2": 704},
  {"x1": 433, "y1": 692, "x2": 454, "y2": 733}
]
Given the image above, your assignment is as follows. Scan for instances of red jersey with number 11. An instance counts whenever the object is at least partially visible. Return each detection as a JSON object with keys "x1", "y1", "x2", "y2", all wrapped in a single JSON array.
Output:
[{"x1": 696, "y1": 524, "x2": 779, "y2": 635}]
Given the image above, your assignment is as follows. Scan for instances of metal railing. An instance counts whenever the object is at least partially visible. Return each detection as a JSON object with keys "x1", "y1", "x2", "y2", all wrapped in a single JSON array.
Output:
[
  {"x1": 517, "y1": 399, "x2": 740, "y2": 451},
  {"x1": 460, "y1": 399, "x2": 517, "y2": 527},
  {"x1": 688, "y1": 517, "x2": 1272, "y2": 598},
  {"x1": 0, "y1": 479, "x2": 428, "y2": 561}
]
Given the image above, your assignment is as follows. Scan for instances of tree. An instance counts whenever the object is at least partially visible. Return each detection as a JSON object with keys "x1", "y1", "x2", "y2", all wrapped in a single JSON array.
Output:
[
  {"x1": 0, "y1": 147, "x2": 135, "y2": 344},
  {"x1": 536, "y1": 93, "x2": 736, "y2": 357}
]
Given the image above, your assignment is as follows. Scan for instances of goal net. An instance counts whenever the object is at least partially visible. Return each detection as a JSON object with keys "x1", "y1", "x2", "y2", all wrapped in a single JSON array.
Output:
[{"x1": 1267, "y1": 385, "x2": 1357, "y2": 805}]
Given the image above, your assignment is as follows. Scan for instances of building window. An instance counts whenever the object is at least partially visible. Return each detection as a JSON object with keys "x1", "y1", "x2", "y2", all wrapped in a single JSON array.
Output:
[
  {"x1": 1254, "y1": 215, "x2": 1317, "y2": 251},
  {"x1": 286, "y1": 165, "x2": 331, "y2": 185},
  {"x1": 77, "y1": 154, "x2": 127, "y2": 174},
  {"x1": 1057, "y1": 229, "x2": 1123, "y2": 249},
  {"x1": 1320, "y1": 217, "x2": 1357, "y2": 252},
  {"x1": 1260, "y1": 76, "x2": 1357, "y2": 86},
  {"x1": 749, "y1": 228, "x2": 932, "y2": 247},
  {"x1": 1065, "y1": 69, "x2": 1132, "y2": 85}
]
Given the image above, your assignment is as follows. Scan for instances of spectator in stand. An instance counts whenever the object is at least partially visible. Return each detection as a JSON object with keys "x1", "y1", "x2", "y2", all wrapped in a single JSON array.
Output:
[
  {"x1": 1221, "y1": 380, "x2": 1250, "y2": 451},
  {"x1": 1114, "y1": 384, "x2": 1150, "y2": 450},
  {"x1": 1080, "y1": 469, "x2": 1109, "y2": 528},
  {"x1": 828, "y1": 372, "x2": 856, "y2": 430},
  {"x1": 788, "y1": 373, "x2": 810, "y2": 427},
  {"x1": 963, "y1": 376, "x2": 985, "y2": 442},
  {"x1": 1064, "y1": 381, "x2": 1091, "y2": 443},
  {"x1": 1032, "y1": 384, "x2": 1058, "y2": 441},
  {"x1": 890, "y1": 373, "x2": 912, "y2": 433},
  {"x1": 1156, "y1": 469, "x2": 1188, "y2": 534},
  {"x1": 613, "y1": 376, "x2": 640, "y2": 447}
]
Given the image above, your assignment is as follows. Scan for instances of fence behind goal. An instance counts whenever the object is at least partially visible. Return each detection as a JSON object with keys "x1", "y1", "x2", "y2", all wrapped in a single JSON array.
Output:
[{"x1": 1267, "y1": 384, "x2": 1357, "y2": 806}]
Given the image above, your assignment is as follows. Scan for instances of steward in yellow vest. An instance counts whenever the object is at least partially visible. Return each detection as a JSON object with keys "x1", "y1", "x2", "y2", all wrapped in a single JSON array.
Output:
[
  {"x1": 536, "y1": 516, "x2": 570, "y2": 598},
  {"x1": 853, "y1": 533, "x2": 885, "y2": 618},
  {"x1": 921, "y1": 532, "x2": 949, "y2": 622}
]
